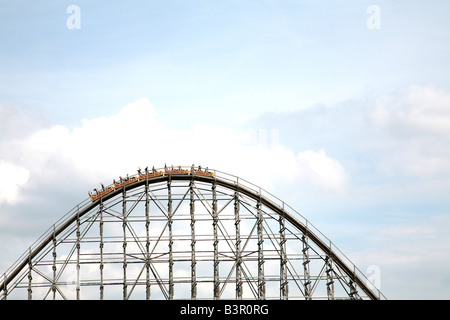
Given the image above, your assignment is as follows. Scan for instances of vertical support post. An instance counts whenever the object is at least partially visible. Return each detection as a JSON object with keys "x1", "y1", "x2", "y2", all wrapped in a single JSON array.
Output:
[
  {"x1": 325, "y1": 256, "x2": 335, "y2": 300},
  {"x1": 167, "y1": 178, "x2": 174, "y2": 300},
  {"x1": 122, "y1": 189, "x2": 128, "y2": 300},
  {"x1": 279, "y1": 211, "x2": 288, "y2": 300},
  {"x1": 190, "y1": 180, "x2": 197, "y2": 299},
  {"x1": 76, "y1": 206, "x2": 81, "y2": 300},
  {"x1": 256, "y1": 200, "x2": 265, "y2": 299},
  {"x1": 99, "y1": 201, "x2": 104, "y2": 300},
  {"x1": 145, "y1": 180, "x2": 151, "y2": 300},
  {"x1": 52, "y1": 225, "x2": 57, "y2": 300},
  {"x1": 234, "y1": 190, "x2": 242, "y2": 300},
  {"x1": 212, "y1": 181, "x2": 219, "y2": 300},
  {"x1": 27, "y1": 248, "x2": 32, "y2": 300},
  {"x1": 302, "y1": 235, "x2": 312, "y2": 300}
]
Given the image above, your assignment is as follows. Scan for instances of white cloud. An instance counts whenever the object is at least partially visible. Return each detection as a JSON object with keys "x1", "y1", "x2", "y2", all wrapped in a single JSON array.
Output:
[
  {"x1": 297, "y1": 149, "x2": 350, "y2": 192},
  {"x1": 0, "y1": 161, "x2": 30, "y2": 204},
  {"x1": 372, "y1": 85, "x2": 450, "y2": 179},
  {"x1": 11, "y1": 98, "x2": 349, "y2": 197},
  {"x1": 374, "y1": 85, "x2": 450, "y2": 136}
]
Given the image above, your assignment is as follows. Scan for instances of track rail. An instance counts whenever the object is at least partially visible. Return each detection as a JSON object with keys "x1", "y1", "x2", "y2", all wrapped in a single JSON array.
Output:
[{"x1": 1, "y1": 166, "x2": 385, "y2": 300}]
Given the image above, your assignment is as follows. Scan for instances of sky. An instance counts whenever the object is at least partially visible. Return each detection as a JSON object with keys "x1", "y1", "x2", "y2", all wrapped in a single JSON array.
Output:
[{"x1": 1, "y1": 0, "x2": 450, "y2": 299}]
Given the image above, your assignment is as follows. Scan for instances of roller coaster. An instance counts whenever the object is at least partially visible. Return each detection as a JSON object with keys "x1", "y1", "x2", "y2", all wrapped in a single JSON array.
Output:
[
  {"x1": 89, "y1": 166, "x2": 213, "y2": 202},
  {"x1": 1, "y1": 165, "x2": 386, "y2": 300}
]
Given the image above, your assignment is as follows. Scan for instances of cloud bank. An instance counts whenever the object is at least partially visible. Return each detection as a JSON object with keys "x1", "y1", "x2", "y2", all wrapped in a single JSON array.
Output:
[
  {"x1": 373, "y1": 85, "x2": 450, "y2": 179},
  {"x1": 0, "y1": 98, "x2": 351, "y2": 206},
  {"x1": 0, "y1": 161, "x2": 29, "y2": 203}
]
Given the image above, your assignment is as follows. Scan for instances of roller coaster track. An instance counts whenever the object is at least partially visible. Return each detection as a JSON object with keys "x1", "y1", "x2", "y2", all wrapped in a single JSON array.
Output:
[{"x1": 1, "y1": 166, "x2": 386, "y2": 300}]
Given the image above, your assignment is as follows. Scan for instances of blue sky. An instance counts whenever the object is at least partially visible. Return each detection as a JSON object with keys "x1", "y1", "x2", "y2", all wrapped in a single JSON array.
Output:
[
  {"x1": 3, "y1": 0, "x2": 448, "y2": 127},
  {"x1": 1, "y1": 1, "x2": 450, "y2": 299}
]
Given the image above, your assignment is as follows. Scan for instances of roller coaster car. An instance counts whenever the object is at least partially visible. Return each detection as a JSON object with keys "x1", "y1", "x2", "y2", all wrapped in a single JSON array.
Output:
[
  {"x1": 165, "y1": 169, "x2": 189, "y2": 175},
  {"x1": 89, "y1": 186, "x2": 114, "y2": 202},
  {"x1": 139, "y1": 171, "x2": 163, "y2": 180},
  {"x1": 114, "y1": 176, "x2": 138, "y2": 189},
  {"x1": 191, "y1": 169, "x2": 214, "y2": 177}
]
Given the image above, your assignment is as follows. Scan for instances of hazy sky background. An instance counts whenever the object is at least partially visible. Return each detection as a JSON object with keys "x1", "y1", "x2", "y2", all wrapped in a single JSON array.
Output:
[{"x1": 1, "y1": 0, "x2": 450, "y2": 299}]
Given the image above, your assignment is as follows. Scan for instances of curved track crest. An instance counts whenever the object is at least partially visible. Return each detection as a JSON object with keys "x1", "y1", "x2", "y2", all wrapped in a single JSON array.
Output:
[{"x1": 1, "y1": 166, "x2": 385, "y2": 300}]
